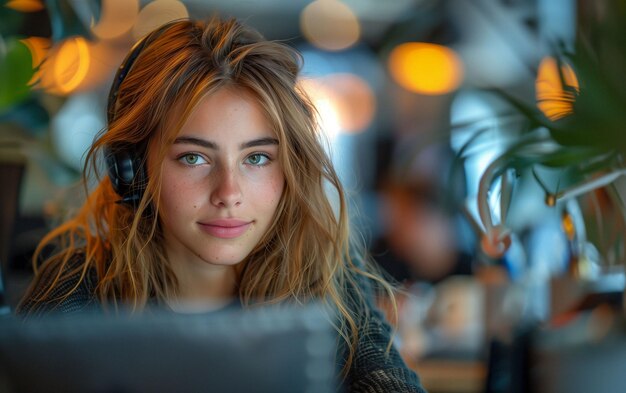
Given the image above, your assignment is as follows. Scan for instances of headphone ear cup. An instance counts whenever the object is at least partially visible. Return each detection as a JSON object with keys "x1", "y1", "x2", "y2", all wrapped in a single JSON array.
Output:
[{"x1": 105, "y1": 147, "x2": 146, "y2": 205}]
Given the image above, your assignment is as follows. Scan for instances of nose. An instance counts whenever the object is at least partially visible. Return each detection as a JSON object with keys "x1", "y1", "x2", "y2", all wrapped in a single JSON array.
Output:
[{"x1": 210, "y1": 166, "x2": 242, "y2": 208}]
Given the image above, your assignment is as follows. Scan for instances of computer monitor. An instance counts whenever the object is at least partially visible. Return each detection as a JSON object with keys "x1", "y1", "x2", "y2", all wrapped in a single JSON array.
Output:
[{"x1": 0, "y1": 304, "x2": 339, "y2": 393}]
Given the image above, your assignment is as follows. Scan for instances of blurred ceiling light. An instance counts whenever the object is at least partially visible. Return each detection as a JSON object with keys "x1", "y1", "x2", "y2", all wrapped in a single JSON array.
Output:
[
  {"x1": 72, "y1": 40, "x2": 121, "y2": 92},
  {"x1": 536, "y1": 56, "x2": 579, "y2": 121},
  {"x1": 36, "y1": 36, "x2": 91, "y2": 95},
  {"x1": 388, "y1": 42, "x2": 464, "y2": 95},
  {"x1": 5, "y1": 0, "x2": 44, "y2": 12},
  {"x1": 322, "y1": 73, "x2": 375, "y2": 133},
  {"x1": 35, "y1": 38, "x2": 119, "y2": 95},
  {"x1": 132, "y1": 0, "x2": 188, "y2": 40},
  {"x1": 300, "y1": 0, "x2": 360, "y2": 51},
  {"x1": 91, "y1": 0, "x2": 140, "y2": 40},
  {"x1": 53, "y1": 37, "x2": 91, "y2": 94},
  {"x1": 297, "y1": 78, "x2": 342, "y2": 139},
  {"x1": 298, "y1": 73, "x2": 375, "y2": 136}
]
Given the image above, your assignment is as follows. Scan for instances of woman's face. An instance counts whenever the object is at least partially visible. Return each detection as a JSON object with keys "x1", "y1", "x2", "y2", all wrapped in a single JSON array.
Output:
[{"x1": 156, "y1": 87, "x2": 285, "y2": 269}]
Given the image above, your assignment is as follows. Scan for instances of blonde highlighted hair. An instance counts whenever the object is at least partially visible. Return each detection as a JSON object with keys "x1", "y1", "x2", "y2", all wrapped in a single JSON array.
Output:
[{"x1": 19, "y1": 17, "x2": 397, "y2": 375}]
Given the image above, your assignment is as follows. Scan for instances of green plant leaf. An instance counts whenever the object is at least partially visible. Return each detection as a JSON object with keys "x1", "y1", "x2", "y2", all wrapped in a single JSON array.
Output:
[{"x1": 0, "y1": 38, "x2": 35, "y2": 111}]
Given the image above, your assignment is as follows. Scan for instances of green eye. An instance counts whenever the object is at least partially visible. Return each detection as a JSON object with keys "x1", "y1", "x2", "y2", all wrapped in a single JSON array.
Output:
[
  {"x1": 184, "y1": 154, "x2": 199, "y2": 164},
  {"x1": 246, "y1": 154, "x2": 269, "y2": 166},
  {"x1": 248, "y1": 154, "x2": 261, "y2": 165},
  {"x1": 179, "y1": 154, "x2": 206, "y2": 166}
]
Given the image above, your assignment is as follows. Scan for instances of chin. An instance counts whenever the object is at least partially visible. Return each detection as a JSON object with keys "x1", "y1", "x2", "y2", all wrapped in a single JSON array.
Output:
[{"x1": 202, "y1": 252, "x2": 249, "y2": 266}]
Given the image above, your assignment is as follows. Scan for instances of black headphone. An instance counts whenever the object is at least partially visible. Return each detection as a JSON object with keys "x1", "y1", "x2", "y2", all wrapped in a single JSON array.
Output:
[{"x1": 104, "y1": 22, "x2": 180, "y2": 206}]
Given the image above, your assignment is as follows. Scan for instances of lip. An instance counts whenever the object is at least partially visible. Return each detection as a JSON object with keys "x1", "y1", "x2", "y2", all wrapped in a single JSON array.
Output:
[{"x1": 199, "y1": 219, "x2": 251, "y2": 239}]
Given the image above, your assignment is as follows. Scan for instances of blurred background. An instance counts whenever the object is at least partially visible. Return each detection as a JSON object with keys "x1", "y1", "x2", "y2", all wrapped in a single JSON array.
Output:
[{"x1": 2, "y1": 0, "x2": 626, "y2": 392}]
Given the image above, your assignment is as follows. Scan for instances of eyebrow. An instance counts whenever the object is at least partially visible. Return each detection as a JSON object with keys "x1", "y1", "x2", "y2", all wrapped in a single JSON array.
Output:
[{"x1": 173, "y1": 136, "x2": 279, "y2": 150}]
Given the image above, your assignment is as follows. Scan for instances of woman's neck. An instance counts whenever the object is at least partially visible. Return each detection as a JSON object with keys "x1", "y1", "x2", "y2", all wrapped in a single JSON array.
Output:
[{"x1": 168, "y1": 260, "x2": 237, "y2": 313}]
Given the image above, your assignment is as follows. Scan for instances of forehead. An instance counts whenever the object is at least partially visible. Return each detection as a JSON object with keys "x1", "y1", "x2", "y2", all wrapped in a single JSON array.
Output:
[{"x1": 176, "y1": 87, "x2": 274, "y2": 140}]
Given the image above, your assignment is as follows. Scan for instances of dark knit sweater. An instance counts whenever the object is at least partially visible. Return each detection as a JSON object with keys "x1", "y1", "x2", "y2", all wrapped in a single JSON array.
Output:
[{"x1": 18, "y1": 257, "x2": 427, "y2": 393}]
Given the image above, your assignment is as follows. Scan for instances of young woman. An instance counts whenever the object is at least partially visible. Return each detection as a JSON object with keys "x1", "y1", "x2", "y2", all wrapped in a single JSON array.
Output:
[{"x1": 18, "y1": 17, "x2": 426, "y2": 392}]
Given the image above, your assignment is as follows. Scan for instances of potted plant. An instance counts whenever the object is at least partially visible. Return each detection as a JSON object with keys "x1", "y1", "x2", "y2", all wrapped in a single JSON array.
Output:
[{"x1": 460, "y1": 0, "x2": 626, "y2": 278}]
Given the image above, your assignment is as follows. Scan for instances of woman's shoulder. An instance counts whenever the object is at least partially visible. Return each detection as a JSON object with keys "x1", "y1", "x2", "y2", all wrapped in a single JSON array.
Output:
[
  {"x1": 16, "y1": 249, "x2": 100, "y2": 318},
  {"x1": 341, "y1": 259, "x2": 427, "y2": 392},
  {"x1": 348, "y1": 312, "x2": 426, "y2": 393}
]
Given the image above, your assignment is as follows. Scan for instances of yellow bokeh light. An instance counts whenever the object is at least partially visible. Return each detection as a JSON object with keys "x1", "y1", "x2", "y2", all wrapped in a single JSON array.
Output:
[
  {"x1": 5, "y1": 0, "x2": 44, "y2": 12},
  {"x1": 37, "y1": 37, "x2": 91, "y2": 95},
  {"x1": 300, "y1": 0, "x2": 360, "y2": 51},
  {"x1": 133, "y1": 0, "x2": 188, "y2": 40},
  {"x1": 91, "y1": 0, "x2": 140, "y2": 40},
  {"x1": 388, "y1": 42, "x2": 464, "y2": 95},
  {"x1": 298, "y1": 78, "x2": 342, "y2": 139},
  {"x1": 76, "y1": 41, "x2": 123, "y2": 92},
  {"x1": 54, "y1": 37, "x2": 91, "y2": 94},
  {"x1": 37, "y1": 39, "x2": 120, "y2": 94},
  {"x1": 562, "y1": 211, "x2": 576, "y2": 241},
  {"x1": 536, "y1": 56, "x2": 579, "y2": 121},
  {"x1": 323, "y1": 73, "x2": 375, "y2": 133},
  {"x1": 298, "y1": 73, "x2": 376, "y2": 136}
]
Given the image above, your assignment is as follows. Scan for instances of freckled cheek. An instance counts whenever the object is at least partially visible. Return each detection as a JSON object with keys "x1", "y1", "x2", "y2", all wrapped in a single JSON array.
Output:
[
  {"x1": 267, "y1": 176, "x2": 285, "y2": 207},
  {"x1": 161, "y1": 173, "x2": 203, "y2": 212},
  {"x1": 244, "y1": 172, "x2": 284, "y2": 207}
]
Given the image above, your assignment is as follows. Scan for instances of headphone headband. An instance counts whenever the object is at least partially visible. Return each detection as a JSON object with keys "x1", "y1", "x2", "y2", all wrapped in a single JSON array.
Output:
[
  {"x1": 106, "y1": 37, "x2": 152, "y2": 125},
  {"x1": 104, "y1": 20, "x2": 182, "y2": 206},
  {"x1": 107, "y1": 20, "x2": 183, "y2": 124}
]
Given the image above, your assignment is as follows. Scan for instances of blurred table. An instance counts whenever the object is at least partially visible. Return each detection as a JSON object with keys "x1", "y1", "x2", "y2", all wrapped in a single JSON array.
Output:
[{"x1": 407, "y1": 358, "x2": 486, "y2": 393}]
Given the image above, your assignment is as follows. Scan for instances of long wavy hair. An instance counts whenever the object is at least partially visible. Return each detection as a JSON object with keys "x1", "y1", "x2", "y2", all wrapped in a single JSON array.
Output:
[{"x1": 19, "y1": 17, "x2": 396, "y2": 374}]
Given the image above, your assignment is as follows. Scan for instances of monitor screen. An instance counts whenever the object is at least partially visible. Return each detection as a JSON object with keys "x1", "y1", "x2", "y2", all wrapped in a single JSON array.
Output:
[{"x1": 0, "y1": 304, "x2": 339, "y2": 393}]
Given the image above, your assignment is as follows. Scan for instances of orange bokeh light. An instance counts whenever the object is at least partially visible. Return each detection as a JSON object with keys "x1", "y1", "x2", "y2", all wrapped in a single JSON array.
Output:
[
  {"x1": 298, "y1": 73, "x2": 376, "y2": 136},
  {"x1": 36, "y1": 37, "x2": 91, "y2": 95},
  {"x1": 536, "y1": 56, "x2": 579, "y2": 121},
  {"x1": 5, "y1": 0, "x2": 44, "y2": 12},
  {"x1": 324, "y1": 73, "x2": 376, "y2": 133},
  {"x1": 388, "y1": 42, "x2": 464, "y2": 95}
]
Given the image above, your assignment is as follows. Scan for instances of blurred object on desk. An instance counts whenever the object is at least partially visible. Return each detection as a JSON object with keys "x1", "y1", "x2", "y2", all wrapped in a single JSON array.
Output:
[
  {"x1": 395, "y1": 277, "x2": 485, "y2": 362},
  {"x1": 529, "y1": 305, "x2": 626, "y2": 393},
  {"x1": 390, "y1": 276, "x2": 486, "y2": 393}
]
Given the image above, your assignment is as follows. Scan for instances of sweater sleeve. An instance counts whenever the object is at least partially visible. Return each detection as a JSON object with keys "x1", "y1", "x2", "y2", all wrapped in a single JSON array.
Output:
[
  {"x1": 342, "y1": 272, "x2": 428, "y2": 393},
  {"x1": 347, "y1": 308, "x2": 427, "y2": 393},
  {"x1": 16, "y1": 252, "x2": 99, "y2": 318}
]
